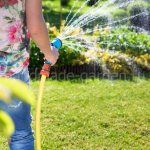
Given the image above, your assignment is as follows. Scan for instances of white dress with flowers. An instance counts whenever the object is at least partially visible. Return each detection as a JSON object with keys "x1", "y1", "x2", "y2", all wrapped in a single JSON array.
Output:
[{"x1": 0, "y1": 0, "x2": 30, "y2": 77}]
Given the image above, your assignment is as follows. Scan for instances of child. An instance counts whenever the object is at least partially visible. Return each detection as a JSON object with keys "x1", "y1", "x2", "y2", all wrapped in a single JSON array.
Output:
[{"x1": 0, "y1": 0, "x2": 59, "y2": 149}]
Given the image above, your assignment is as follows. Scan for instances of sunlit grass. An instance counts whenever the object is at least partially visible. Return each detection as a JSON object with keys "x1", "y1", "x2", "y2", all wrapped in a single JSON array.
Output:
[
  {"x1": 1, "y1": 78, "x2": 149, "y2": 149},
  {"x1": 43, "y1": 0, "x2": 90, "y2": 13},
  {"x1": 42, "y1": 0, "x2": 90, "y2": 27}
]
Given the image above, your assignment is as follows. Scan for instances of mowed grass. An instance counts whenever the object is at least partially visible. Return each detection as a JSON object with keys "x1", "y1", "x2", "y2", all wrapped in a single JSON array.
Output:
[
  {"x1": 42, "y1": 0, "x2": 90, "y2": 27},
  {"x1": 0, "y1": 78, "x2": 150, "y2": 150}
]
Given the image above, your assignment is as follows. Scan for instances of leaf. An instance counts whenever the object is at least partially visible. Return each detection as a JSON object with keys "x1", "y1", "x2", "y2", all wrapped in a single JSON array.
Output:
[
  {"x1": 0, "y1": 110, "x2": 15, "y2": 137},
  {"x1": 0, "y1": 78, "x2": 35, "y2": 106}
]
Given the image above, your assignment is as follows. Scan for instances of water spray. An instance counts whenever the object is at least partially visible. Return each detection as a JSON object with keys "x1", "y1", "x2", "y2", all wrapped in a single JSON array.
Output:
[
  {"x1": 34, "y1": 0, "x2": 150, "y2": 149},
  {"x1": 35, "y1": 38, "x2": 62, "y2": 150}
]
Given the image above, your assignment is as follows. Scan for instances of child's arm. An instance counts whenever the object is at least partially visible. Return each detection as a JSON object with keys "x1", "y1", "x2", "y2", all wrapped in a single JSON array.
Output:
[{"x1": 25, "y1": 0, "x2": 59, "y2": 65}]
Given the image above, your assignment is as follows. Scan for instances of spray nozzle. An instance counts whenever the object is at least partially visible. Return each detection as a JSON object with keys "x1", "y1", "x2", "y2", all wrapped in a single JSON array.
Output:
[
  {"x1": 51, "y1": 38, "x2": 62, "y2": 49},
  {"x1": 40, "y1": 38, "x2": 62, "y2": 77}
]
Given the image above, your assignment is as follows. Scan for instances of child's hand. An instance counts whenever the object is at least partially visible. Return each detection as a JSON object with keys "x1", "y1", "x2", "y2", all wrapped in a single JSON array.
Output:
[{"x1": 44, "y1": 46, "x2": 59, "y2": 66}]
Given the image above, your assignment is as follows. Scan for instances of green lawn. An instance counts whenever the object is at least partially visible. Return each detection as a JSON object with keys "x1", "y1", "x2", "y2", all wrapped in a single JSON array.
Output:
[
  {"x1": 42, "y1": 0, "x2": 90, "y2": 28},
  {"x1": 0, "y1": 78, "x2": 150, "y2": 150}
]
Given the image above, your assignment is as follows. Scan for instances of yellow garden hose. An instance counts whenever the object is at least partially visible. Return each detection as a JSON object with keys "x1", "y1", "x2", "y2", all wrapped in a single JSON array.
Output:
[
  {"x1": 35, "y1": 62, "x2": 51, "y2": 150},
  {"x1": 35, "y1": 75, "x2": 46, "y2": 150},
  {"x1": 35, "y1": 38, "x2": 62, "y2": 150}
]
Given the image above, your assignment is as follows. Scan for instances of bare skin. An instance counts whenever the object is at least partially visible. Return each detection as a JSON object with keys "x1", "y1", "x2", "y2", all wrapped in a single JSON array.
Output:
[{"x1": 25, "y1": 0, "x2": 59, "y2": 65}]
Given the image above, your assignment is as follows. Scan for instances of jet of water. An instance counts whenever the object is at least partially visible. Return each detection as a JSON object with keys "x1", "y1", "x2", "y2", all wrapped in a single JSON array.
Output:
[
  {"x1": 60, "y1": 0, "x2": 136, "y2": 39},
  {"x1": 55, "y1": 0, "x2": 150, "y2": 74}
]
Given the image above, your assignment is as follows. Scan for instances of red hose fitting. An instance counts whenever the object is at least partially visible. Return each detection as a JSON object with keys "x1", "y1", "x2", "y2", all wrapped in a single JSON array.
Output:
[{"x1": 40, "y1": 63, "x2": 51, "y2": 77}]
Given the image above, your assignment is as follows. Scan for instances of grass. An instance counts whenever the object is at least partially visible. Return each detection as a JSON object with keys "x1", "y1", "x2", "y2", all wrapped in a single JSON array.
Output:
[
  {"x1": 0, "y1": 78, "x2": 150, "y2": 150},
  {"x1": 42, "y1": 0, "x2": 90, "y2": 28}
]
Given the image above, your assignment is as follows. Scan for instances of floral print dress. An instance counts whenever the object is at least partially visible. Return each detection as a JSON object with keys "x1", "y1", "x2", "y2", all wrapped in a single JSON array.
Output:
[{"x1": 0, "y1": 0, "x2": 30, "y2": 77}]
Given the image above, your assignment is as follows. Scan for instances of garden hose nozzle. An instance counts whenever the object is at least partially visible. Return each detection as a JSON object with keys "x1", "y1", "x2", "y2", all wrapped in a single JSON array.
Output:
[
  {"x1": 51, "y1": 38, "x2": 62, "y2": 49},
  {"x1": 40, "y1": 38, "x2": 62, "y2": 77},
  {"x1": 36, "y1": 38, "x2": 62, "y2": 150}
]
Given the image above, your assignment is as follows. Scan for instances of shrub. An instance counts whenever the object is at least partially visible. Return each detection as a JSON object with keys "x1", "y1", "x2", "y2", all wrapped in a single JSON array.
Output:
[
  {"x1": 135, "y1": 54, "x2": 150, "y2": 70},
  {"x1": 127, "y1": 1, "x2": 149, "y2": 31},
  {"x1": 61, "y1": 0, "x2": 70, "y2": 6},
  {"x1": 100, "y1": 52, "x2": 133, "y2": 74},
  {"x1": 57, "y1": 46, "x2": 87, "y2": 66},
  {"x1": 84, "y1": 50, "x2": 150, "y2": 74},
  {"x1": 85, "y1": 15, "x2": 110, "y2": 30},
  {"x1": 84, "y1": 50, "x2": 134, "y2": 74},
  {"x1": 29, "y1": 42, "x2": 87, "y2": 70},
  {"x1": 99, "y1": 28, "x2": 150, "y2": 55},
  {"x1": 29, "y1": 25, "x2": 150, "y2": 75},
  {"x1": 29, "y1": 41, "x2": 44, "y2": 70},
  {"x1": 98, "y1": 15, "x2": 110, "y2": 26},
  {"x1": 87, "y1": 0, "x2": 99, "y2": 6},
  {"x1": 112, "y1": 9, "x2": 129, "y2": 22}
]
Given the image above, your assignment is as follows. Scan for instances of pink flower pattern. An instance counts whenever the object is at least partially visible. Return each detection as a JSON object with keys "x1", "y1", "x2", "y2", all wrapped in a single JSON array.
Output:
[
  {"x1": 7, "y1": 0, "x2": 18, "y2": 6},
  {"x1": 0, "y1": 0, "x2": 29, "y2": 77},
  {"x1": 0, "y1": 0, "x2": 5, "y2": 7},
  {"x1": 7, "y1": 21, "x2": 23, "y2": 43},
  {"x1": 0, "y1": 0, "x2": 18, "y2": 8}
]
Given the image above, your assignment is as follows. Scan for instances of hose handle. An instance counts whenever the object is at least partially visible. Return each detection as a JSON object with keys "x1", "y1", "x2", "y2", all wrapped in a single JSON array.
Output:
[
  {"x1": 40, "y1": 62, "x2": 51, "y2": 77},
  {"x1": 40, "y1": 38, "x2": 62, "y2": 77}
]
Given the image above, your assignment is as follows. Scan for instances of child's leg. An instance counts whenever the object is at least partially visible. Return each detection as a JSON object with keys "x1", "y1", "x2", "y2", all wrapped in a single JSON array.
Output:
[
  {"x1": 1, "y1": 68, "x2": 34, "y2": 150},
  {"x1": 7, "y1": 99, "x2": 34, "y2": 150}
]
